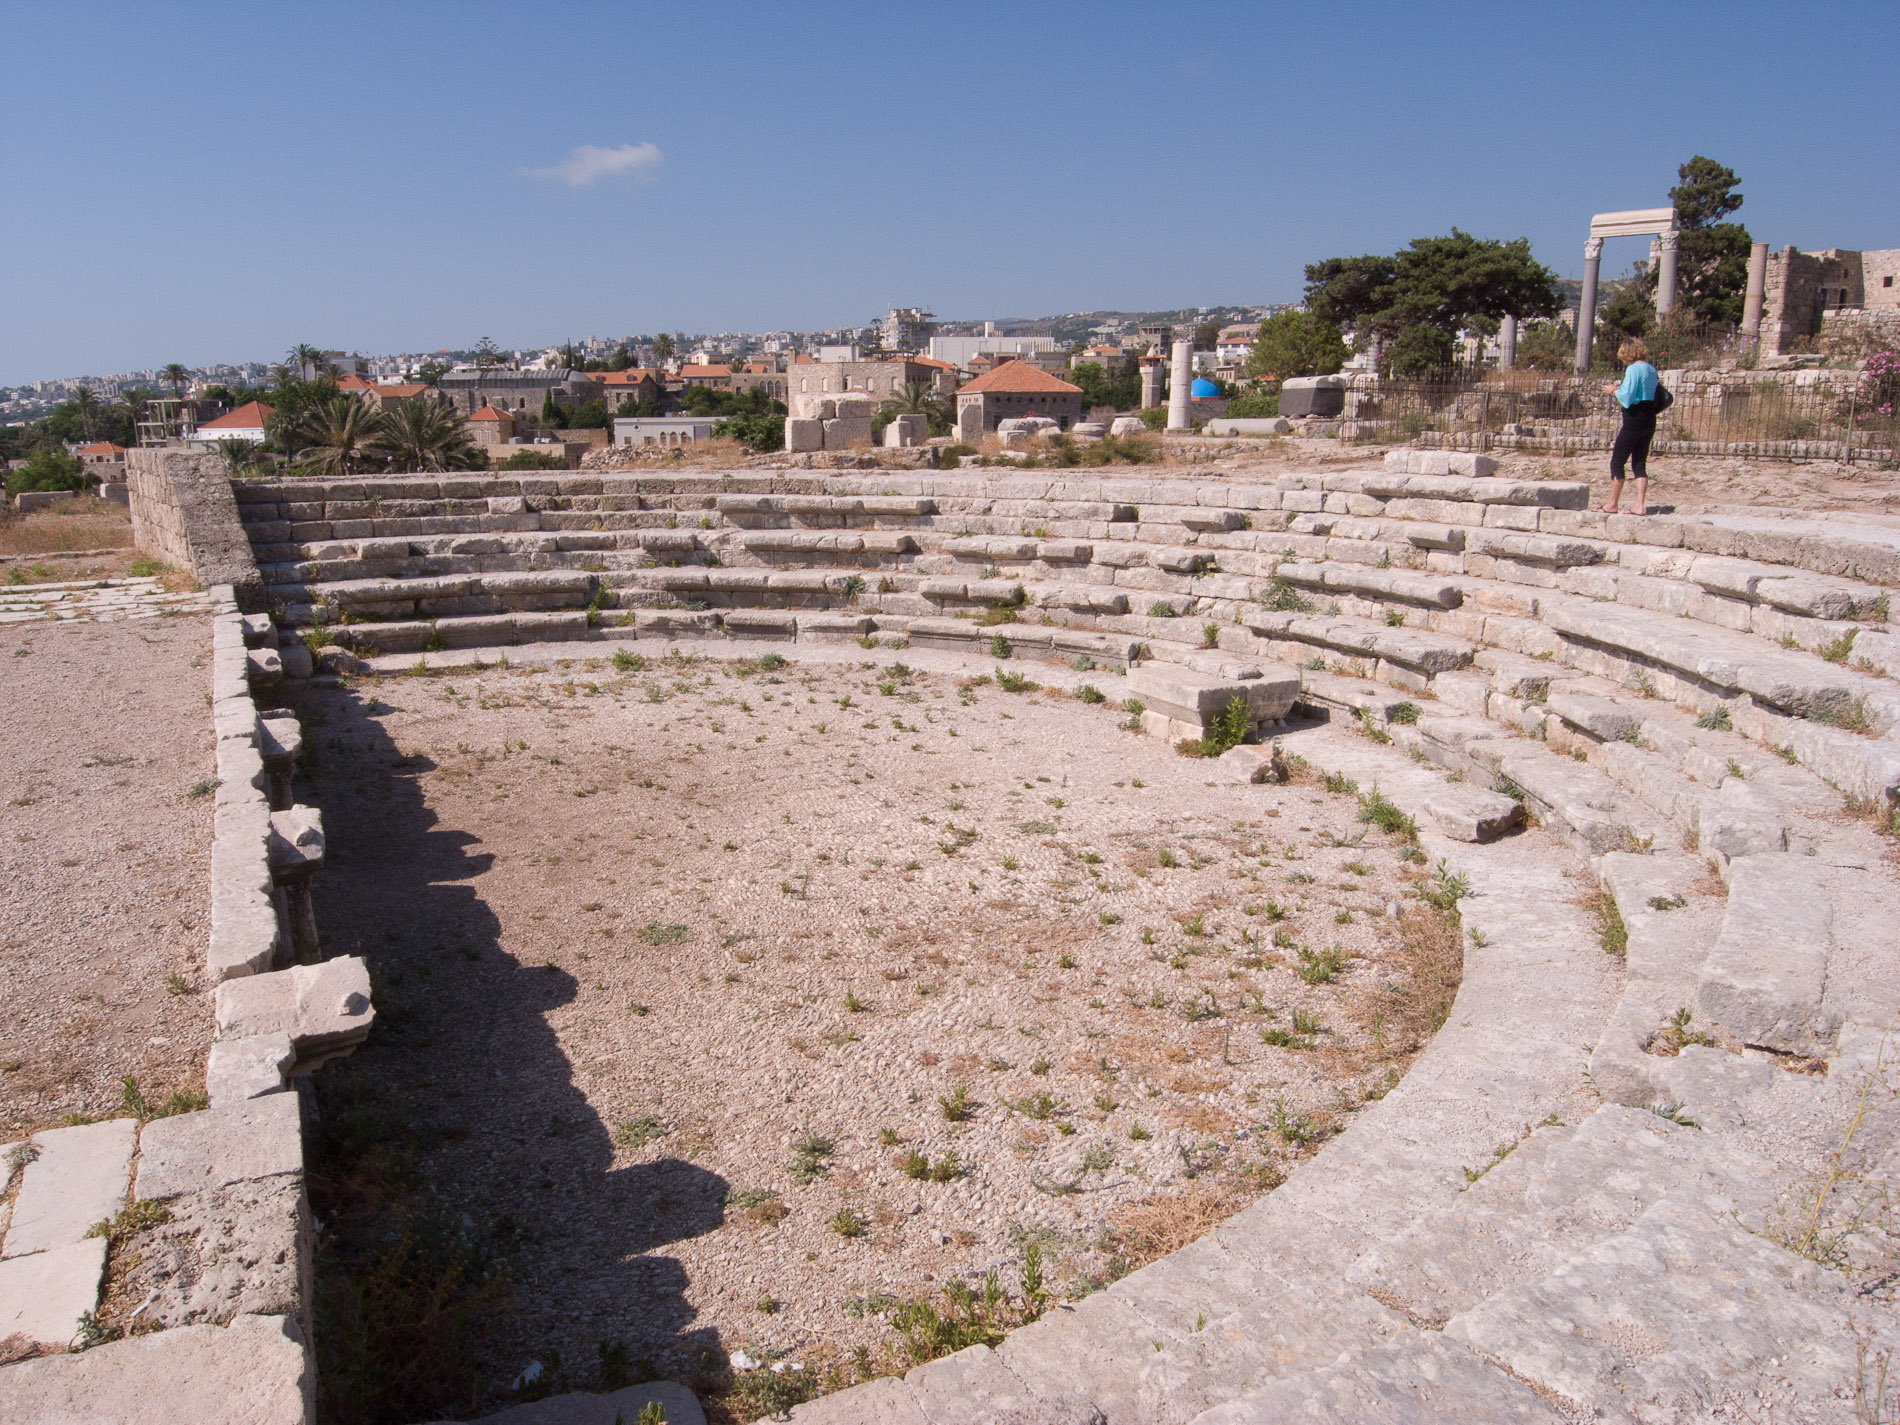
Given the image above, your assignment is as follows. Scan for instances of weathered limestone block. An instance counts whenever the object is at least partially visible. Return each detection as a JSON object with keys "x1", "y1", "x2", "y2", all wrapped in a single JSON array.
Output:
[
  {"x1": 1150, "y1": 546, "x2": 1216, "y2": 574},
  {"x1": 112, "y1": 1178, "x2": 306, "y2": 1332},
  {"x1": 0, "y1": 1312, "x2": 309, "y2": 1424},
  {"x1": 784, "y1": 417, "x2": 823, "y2": 453},
  {"x1": 722, "y1": 610, "x2": 797, "y2": 639},
  {"x1": 0, "y1": 1237, "x2": 107, "y2": 1351},
  {"x1": 266, "y1": 807, "x2": 324, "y2": 879},
  {"x1": 822, "y1": 416, "x2": 874, "y2": 449},
  {"x1": 1696, "y1": 853, "x2": 1837, "y2": 1055},
  {"x1": 1420, "y1": 784, "x2": 1525, "y2": 842},
  {"x1": 206, "y1": 1033, "x2": 297, "y2": 1109},
  {"x1": 1125, "y1": 663, "x2": 1300, "y2": 730},
  {"x1": 1038, "y1": 586, "x2": 1128, "y2": 615},
  {"x1": 135, "y1": 1093, "x2": 303, "y2": 1203},
  {"x1": 2, "y1": 1118, "x2": 137, "y2": 1259},
  {"x1": 1695, "y1": 779, "x2": 1788, "y2": 863},
  {"x1": 1036, "y1": 540, "x2": 1093, "y2": 563},
  {"x1": 1545, "y1": 691, "x2": 1643, "y2": 743},
  {"x1": 213, "y1": 956, "x2": 375, "y2": 1070}
]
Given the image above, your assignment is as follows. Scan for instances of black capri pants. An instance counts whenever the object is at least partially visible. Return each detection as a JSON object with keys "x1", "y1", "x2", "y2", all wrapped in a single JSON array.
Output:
[{"x1": 1611, "y1": 404, "x2": 1657, "y2": 481}]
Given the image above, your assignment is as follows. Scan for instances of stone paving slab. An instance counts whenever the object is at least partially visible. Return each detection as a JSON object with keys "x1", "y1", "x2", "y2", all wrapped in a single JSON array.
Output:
[
  {"x1": 0, "y1": 1236, "x2": 107, "y2": 1350},
  {"x1": 1, "y1": 1118, "x2": 136, "y2": 1259},
  {"x1": 0, "y1": 1311, "x2": 307, "y2": 1424},
  {"x1": 1191, "y1": 1331, "x2": 1565, "y2": 1424},
  {"x1": 134, "y1": 1092, "x2": 303, "y2": 1201},
  {"x1": 1696, "y1": 852, "x2": 1838, "y2": 1055}
]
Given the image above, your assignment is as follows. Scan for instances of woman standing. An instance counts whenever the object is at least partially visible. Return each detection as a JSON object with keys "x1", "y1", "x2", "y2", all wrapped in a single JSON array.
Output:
[{"x1": 1600, "y1": 338, "x2": 1660, "y2": 515}]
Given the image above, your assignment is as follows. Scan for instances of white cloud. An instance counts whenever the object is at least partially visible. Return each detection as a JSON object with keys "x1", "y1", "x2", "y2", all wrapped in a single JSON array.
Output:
[{"x1": 520, "y1": 142, "x2": 663, "y2": 188}]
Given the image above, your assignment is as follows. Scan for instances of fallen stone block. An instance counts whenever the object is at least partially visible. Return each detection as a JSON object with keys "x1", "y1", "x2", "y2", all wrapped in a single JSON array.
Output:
[
  {"x1": 1216, "y1": 745, "x2": 1283, "y2": 784},
  {"x1": 1203, "y1": 417, "x2": 1291, "y2": 436},
  {"x1": 3, "y1": 1118, "x2": 137, "y2": 1259},
  {"x1": 206, "y1": 1034, "x2": 297, "y2": 1109},
  {"x1": 0, "y1": 1237, "x2": 107, "y2": 1352},
  {"x1": 1421, "y1": 784, "x2": 1525, "y2": 842},
  {"x1": 266, "y1": 807, "x2": 324, "y2": 878},
  {"x1": 1126, "y1": 662, "x2": 1300, "y2": 729},
  {"x1": 1696, "y1": 853, "x2": 1837, "y2": 1055},
  {"x1": 0, "y1": 1312, "x2": 308, "y2": 1424},
  {"x1": 135, "y1": 1093, "x2": 303, "y2": 1202},
  {"x1": 722, "y1": 610, "x2": 797, "y2": 639},
  {"x1": 213, "y1": 957, "x2": 375, "y2": 1071}
]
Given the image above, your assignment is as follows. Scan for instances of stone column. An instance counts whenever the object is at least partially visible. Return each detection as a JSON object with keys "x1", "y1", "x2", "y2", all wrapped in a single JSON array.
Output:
[
  {"x1": 1165, "y1": 340, "x2": 1192, "y2": 432},
  {"x1": 1656, "y1": 228, "x2": 1680, "y2": 316},
  {"x1": 1741, "y1": 241, "x2": 1769, "y2": 333},
  {"x1": 1139, "y1": 356, "x2": 1162, "y2": 410},
  {"x1": 1574, "y1": 237, "x2": 1603, "y2": 374},
  {"x1": 1498, "y1": 315, "x2": 1518, "y2": 370}
]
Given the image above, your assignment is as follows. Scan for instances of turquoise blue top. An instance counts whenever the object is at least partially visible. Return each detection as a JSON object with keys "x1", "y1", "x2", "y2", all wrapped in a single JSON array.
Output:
[{"x1": 1615, "y1": 360, "x2": 1659, "y2": 408}]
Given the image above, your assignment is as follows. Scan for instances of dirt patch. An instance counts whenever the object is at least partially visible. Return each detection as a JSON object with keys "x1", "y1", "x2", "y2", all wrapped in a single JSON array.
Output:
[
  {"x1": 0, "y1": 614, "x2": 217, "y2": 1135},
  {"x1": 296, "y1": 649, "x2": 1460, "y2": 1418},
  {"x1": 0, "y1": 498, "x2": 133, "y2": 558}
]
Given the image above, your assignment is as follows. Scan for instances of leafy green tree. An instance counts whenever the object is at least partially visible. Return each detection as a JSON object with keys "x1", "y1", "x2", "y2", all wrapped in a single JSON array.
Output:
[
  {"x1": 1193, "y1": 319, "x2": 1222, "y2": 350},
  {"x1": 713, "y1": 413, "x2": 786, "y2": 453},
  {"x1": 5, "y1": 447, "x2": 89, "y2": 497},
  {"x1": 1305, "y1": 231, "x2": 1559, "y2": 372},
  {"x1": 1070, "y1": 358, "x2": 1141, "y2": 412},
  {"x1": 1513, "y1": 320, "x2": 1578, "y2": 372},
  {"x1": 564, "y1": 399, "x2": 610, "y2": 430},
  {"x1": 540, "y1": 390, "x2": 566, "y2": 428},
  {"x1": 474, "y1": 337, "x2": 501, "y2": 370},
  {"x1": 1247, "y1": 310, "x2": 1349, "y2": 378},
  {"x1": 289, "y1": 396, "x2": 385, "y2": 476},
  {"x1": 1669, "y1": 155, "x2": 1751, "y2": 326},
  {"x1": 373, "y1": 397, "x2": 479, "y2": 472},
  {"x1": 500, "y1": 449, "x2": 565, "y2": 470},
  {"x1": 417, "y1": 360, "x2": 448, "y2": 386},
  {"x1": 1383, "y1": 323, "x2": 1459, "y2": 377}
]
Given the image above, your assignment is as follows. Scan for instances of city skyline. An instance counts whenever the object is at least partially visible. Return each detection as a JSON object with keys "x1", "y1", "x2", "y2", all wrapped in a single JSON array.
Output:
[{"x1": 3, "y1": 1, "x2": 1897, "y2": 388}]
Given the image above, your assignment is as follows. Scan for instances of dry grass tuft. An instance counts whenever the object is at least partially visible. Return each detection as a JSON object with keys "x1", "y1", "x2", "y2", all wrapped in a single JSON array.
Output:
[
  {"x1": 0, "y1": 500, "x2": 132, "y2": 556},
  {"x1": 1106, "y1": 1181, "x2": 1246, "y2": 1266}
]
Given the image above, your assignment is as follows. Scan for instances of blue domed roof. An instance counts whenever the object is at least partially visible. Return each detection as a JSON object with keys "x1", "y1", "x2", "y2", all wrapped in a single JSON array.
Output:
[{"x1": 1190, "y1": 377, "x2": 1221, "y2": 398}]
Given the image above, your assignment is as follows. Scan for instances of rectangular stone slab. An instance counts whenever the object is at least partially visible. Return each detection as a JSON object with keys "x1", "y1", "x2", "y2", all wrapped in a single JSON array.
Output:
[
  {"x1": 1696, "y1": 853, "x2": 1838, "y2": 1055},
  {"x1": 1126, "y1": 663, "x2": 1300, "y2": 726},
  {"x1": 135, "y1": 1092, "x2": 304, "y2": 1201},
  {"x1": 2, "y1": 1118, "x2": 136, "y2": 1259},
  {"x1": 0, "y1": 1236, "x2": 107, "y2": 1349}
]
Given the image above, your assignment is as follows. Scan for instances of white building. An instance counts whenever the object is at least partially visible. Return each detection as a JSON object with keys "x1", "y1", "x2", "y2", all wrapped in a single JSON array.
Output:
[
  {"x1": 614, "y1": 416, "x2": 719, "y2": 448},
  {"x1": 927, "y1": 328, "x2": 1057, "y2": 367}
]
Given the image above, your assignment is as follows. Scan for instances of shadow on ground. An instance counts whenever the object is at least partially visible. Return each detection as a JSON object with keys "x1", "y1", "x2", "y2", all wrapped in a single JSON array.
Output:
[{"x1": 297, "y1": 682, "x2": 726, "y2": 1423}]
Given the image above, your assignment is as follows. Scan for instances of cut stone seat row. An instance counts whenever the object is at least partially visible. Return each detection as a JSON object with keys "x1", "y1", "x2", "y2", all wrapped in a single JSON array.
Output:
[
  {"x1": 276, "y1": 569, "x2": 595, "y2": 625},
  {"x1": 1242, "y1": 608, "x2": 1478, "y2": 684}
]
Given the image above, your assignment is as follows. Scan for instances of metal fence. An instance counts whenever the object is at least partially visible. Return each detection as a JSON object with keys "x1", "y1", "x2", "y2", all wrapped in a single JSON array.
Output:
[{"x1": 1354, "y1": 367, "x2": 1898, "y2": 464}]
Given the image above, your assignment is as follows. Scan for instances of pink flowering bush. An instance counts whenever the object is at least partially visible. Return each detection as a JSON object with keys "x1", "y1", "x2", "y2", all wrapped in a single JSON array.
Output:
[{"x1": 1859, "y1": 349, "x2": 1900, "y2": 420}]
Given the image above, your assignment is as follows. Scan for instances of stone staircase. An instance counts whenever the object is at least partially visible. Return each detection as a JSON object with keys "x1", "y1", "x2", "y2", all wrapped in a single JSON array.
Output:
[{"x1": 216, "y1": 462, "x2": 1900, "y2": 1422}]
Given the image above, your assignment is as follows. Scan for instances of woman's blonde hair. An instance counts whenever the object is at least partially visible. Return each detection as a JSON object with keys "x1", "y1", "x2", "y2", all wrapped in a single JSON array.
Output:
[{"x1": 1618, "y1": 338, "x2": 1649, "y2": 364}]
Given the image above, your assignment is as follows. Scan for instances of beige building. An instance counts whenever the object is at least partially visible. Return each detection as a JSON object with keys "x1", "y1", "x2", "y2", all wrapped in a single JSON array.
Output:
[
  {"x1": 954, "y1": 360, "x2": 1084, "y2": 437},
  {"x1": 787, "y1": 357, "x2": 957, "y2": 405},
  {"x1": 1760, "y1": 246, "x2": 1900, "y2": 355}
]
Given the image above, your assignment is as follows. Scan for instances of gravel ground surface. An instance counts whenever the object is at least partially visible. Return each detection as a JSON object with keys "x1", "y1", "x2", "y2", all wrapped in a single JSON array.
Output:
[
  {"x1": 0, "y1": 612, "x2": 216, "y2": 1136},
  {"x1": 298, "y1": 648, "x2": 1460, "y2": 1409}
]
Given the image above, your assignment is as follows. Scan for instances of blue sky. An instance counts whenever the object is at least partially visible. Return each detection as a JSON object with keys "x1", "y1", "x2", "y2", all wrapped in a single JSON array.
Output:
[{"x1": 3, "y1": 1, "x2": 1896, "y2": 385}]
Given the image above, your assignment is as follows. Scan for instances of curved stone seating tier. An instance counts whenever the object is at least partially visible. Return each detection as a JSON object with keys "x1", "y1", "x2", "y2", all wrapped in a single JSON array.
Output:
[{"x1": 223, "y1": 469, "x2": 1900, "y2": 1417}]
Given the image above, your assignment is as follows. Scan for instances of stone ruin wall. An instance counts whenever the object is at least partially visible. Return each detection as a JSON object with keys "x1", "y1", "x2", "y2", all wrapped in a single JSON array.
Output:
[{"x1": 126, "y1": 449, "x2": 268, "y2": 612}]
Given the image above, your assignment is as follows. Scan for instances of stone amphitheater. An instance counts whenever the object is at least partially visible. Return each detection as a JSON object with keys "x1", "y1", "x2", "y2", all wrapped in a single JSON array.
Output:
[{"x1": 5, "y1": 443, "x2": 1900, "y2": 1424}]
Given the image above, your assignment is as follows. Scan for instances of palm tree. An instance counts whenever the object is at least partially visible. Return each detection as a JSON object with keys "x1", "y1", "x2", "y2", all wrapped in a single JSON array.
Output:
[
  {"x1": 650, "y1": 331, "x2": 676, "y2": 362},
  {"x1": 71, "y1": 385, "x2": 100, "y2": 440},
  {"x1": 119, "y1": 385, "x2": 152, "y2": 443},
  {"x1": 372, "y1": 396, "x2": 479, "y2": 472},
  {"x1": 161, "y1": 363, "x2": 189, "y2": 399},
  {"x1": 885, "y1": 380, "x2": 949, "y2": 432},
  {"x1": 287, "y1": 344, "x2": 326, "y2": 381},
  {"x1": 290, "y1": 395, "x2": 386, "y2": 477}
]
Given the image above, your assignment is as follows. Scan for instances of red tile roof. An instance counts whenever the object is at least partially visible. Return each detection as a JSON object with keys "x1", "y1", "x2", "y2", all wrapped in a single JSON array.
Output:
[
  {"x1": 680, "y1": 364, "x2": 733, "y2": 377},
  {"x1": 336, "y1": 374, "x2": 374, "y2": 391},
  {"x1": 77, "y1": 441, "x2": 127, "y2": 455},
  {"x1": 374, "y1": 383, "x2": 428, "y2": 399},
  {"x1": 957, "y1": 360, "x2": 1083, "y2": 395},
  {"x1": 469, "y1": 405, "x2": 514, "y2": 422},
  {"x1": 909, "y1": 355, "x2": 955, "y2": 371},
  {"x1": 595, "y1": 369, "x2": 657, "y2": 385},
  {"x1": 198, "y1": 400, "x2": 274, "y2": 431}
]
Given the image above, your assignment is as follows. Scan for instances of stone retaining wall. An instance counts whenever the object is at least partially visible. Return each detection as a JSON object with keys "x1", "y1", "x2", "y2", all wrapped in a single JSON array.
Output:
[
  {"x1": 126, "y1": 449, "x2": 269, "y2": 612},
  {"x1": 0, "y1": 585, "x2": 368, "y2": 1424}
]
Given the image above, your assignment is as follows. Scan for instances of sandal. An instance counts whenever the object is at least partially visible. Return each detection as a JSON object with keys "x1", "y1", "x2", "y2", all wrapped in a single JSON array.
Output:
[{"x1": 1594, "y1": 505, "x2": 1620, "y2": 514}]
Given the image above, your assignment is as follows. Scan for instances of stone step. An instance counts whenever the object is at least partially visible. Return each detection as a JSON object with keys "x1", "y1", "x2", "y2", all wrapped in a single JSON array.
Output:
[
  {"x1": 1243, "y1": 609, "x2": 1477, "y2": 687},
  {"x1": 1440, "y1": 1196, "x2": 1864, "y2": 1421},
  {"x1": 1347, "y1": 1105, "x2": 1765, "y2": 1329},
  {"x1": 1588, "y1": 851, "x2": 1728, "y2": 1113},
  {"x1": 1696, "y1": 852, "x2": 1838, "y2": 1056},
  {"x1": 1188, "y1": 1329, "x2": 1566, "y2": 1424}
]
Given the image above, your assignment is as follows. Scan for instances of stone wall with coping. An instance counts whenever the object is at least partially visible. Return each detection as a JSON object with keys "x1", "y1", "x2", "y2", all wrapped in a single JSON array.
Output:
[
  {"x1": 0, "y1": 587, "x2": 369, "y2": 1423},
  {"x1": 126, "y1": 449, "x2": 268, "y2": 612}
]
